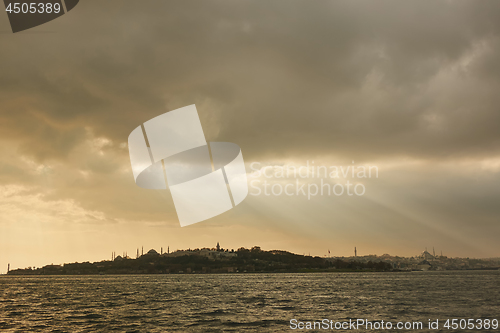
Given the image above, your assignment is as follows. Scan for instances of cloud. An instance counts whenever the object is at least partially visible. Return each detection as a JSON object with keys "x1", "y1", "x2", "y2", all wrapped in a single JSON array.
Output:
[
  {"x1": 1, "y1": 0, "x2": 500, "y2": 162},
  {"x1": 0, "y1": 184, "x2": 111, "y2": 225}
]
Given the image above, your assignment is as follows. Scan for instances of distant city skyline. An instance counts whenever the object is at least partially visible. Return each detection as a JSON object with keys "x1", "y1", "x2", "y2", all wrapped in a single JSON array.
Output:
[
  {"x1": 6, "y1": 242, "x2": 500, "y2": 275},
  {"x1": 5, "y1": 243, "x2": 499, "y2": 274}
]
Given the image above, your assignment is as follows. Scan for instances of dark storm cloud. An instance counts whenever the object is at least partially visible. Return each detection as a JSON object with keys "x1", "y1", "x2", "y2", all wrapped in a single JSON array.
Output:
[{"x1": 1, "y1": 0, "x2": 500, "y2": 163}]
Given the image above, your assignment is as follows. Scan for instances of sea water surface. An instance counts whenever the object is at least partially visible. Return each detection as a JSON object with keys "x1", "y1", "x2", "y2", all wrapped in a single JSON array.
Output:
[{"x1": 0, "y1": 271, "x2": 499, "y2": 332}]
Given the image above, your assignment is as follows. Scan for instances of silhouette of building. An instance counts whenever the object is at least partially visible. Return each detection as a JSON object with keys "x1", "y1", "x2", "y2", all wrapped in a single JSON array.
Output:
[
  {"x1": 146, "y1": 249, "x2": 159, "y2": 256},
  {"x1": 216, "y1": 242, "x2": 220, "y2": 251},
  {"x1": 421, "y1": 250, "x2": 435, "y2": 260}
]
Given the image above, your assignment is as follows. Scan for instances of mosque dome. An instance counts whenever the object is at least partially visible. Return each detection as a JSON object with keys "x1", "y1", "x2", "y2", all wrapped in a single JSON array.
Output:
[{"x1": 146, "y1": 249, "x2": 159, "y2": 255}]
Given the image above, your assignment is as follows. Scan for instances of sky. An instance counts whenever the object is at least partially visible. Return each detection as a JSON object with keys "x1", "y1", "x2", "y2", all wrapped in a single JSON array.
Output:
[{"x1": 1, "y1": 0, "x2": 500, "y2": 273}]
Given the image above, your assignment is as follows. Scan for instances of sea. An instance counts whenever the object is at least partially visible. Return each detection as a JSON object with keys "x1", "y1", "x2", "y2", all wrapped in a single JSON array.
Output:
[{"x1": 0, "y1": 271, "x2": 499, "y2": 332}]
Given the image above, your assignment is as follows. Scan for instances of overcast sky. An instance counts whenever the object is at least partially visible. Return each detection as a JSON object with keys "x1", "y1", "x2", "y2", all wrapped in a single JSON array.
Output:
[{"x1": 1, "y1": 0, "x2": 500, "y2": 273}]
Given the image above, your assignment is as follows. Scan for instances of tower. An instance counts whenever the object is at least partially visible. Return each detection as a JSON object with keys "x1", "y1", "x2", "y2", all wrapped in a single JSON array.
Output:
[
  {"x1": 168, "y1": 246, "x2": 169, "y2": 254},
  {"x1": 355, "y1": 247, "x2": 357, "y2": 257},
  {"x1": 7, "y1": 263, "x2": 9, "y2": 273},
  {"x1": 216, "y1": 242, "x2": 220, "y2": 251},
  {"x1": 137, "y1": 248, "x2": 139, "y2": 259},
  {"x1": 142, "y1": 246, "x2": 143, "y2": 256},
  {"x1": 161, "y1": 247, "x2": 163, "y2": 255},
  {"x1": 433, "y1": 247, "x2": 435, "y2": 257}
]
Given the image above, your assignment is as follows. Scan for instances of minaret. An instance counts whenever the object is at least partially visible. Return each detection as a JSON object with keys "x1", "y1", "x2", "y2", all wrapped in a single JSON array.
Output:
[
  {"x1": 216, "y1": 242, "x2": 220, "y2": 251},
  {"x1": 161, "y1": 247, "x2": 163, "y2": 255},
  {"x1": 7, "y1": 263, "x2": 9, "y2": 273},
  {"x1": 168, "y1": 246, "x2": 169, "y2": 254},
  {"x1": 433, "y1": 247, "x2": 435, "y2": 257},
  {"x1": 355, "y1": 247, "x2": 357, "y2": 257},
  {"x1": 137, "y1": 248, "x2": 139, "y2": 259},
  {"x1": 142, "y1": 246, "x2": 143, "y2": 256}
]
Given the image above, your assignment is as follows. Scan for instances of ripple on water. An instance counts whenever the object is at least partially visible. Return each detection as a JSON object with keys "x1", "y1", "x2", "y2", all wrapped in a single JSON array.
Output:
[{"x1": 0, "y1": 272, "x2": 498, "y2": 332}]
